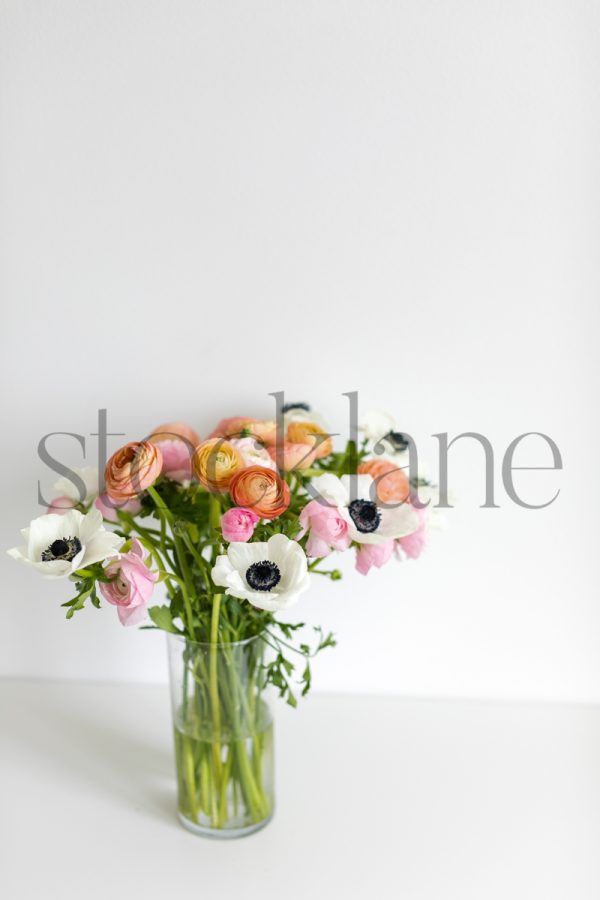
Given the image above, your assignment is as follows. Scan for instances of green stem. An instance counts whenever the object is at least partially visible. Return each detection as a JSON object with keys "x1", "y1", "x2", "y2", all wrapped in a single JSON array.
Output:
[
  {"x1": 182, "y1": 735, "x2": 199, "y2": 823},
  {"x1": 209, "y1": 592, "x2": 223, "y2": 813},
  {"x1": 146, "y1": 485, "x2": 196, "y2": 640}
]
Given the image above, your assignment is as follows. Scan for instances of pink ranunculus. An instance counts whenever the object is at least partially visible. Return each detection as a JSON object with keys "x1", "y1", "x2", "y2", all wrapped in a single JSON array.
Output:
[
  {"x1": 47, "y1": 496, "x2": 76, "y2": 516},
  {"x1": 153, "y1": 439, "x2": 194, "y2": 482},
  {"x1": 95, "y1": 492, "x2": 142, "y2": 524},
  {"x1": 298, "y1": 499, "x2": 351, "y2": 558},
  {"x1": 397, "y1": 514, "x2": 427, "y2": 560},
  {"x1": 99, "y1": 538, "x2": 158, "y2": 626},
  {"x1": 355, "y1": 539, "x2": 395, "y2": 576},
  {"x1": 148, "y1": 422, "x2": 200, "y2": 483},
  {"x1": 221, "y1": 507, "x2": 260, "y2": 543}
]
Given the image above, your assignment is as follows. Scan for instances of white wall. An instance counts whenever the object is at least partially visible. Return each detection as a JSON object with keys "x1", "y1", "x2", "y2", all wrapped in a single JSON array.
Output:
[{"x1": 1, "y1": 0, "x2": 598, "y2": 701}]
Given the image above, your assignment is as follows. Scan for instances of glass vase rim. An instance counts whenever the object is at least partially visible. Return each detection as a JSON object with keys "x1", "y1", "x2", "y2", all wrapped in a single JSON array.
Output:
[{"x1": 167, "y1": 631, "x2": 266, "y2": 650}]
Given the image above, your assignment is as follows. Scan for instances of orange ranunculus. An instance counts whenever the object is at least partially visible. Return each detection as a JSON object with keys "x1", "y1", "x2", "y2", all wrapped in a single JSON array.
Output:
[
  {"x1": 192, "y1": 438, "x2": 244, "y2": 493},
  {"x1": 229, "y1": 466, "x2": 290, "y2": 519},
  {"x1": 357, "y1": 459, "x2": 410, "y2": 504},
  {"x1": 209, "y1": 417, "x2": 258, "y2": 439},
  {"x1": 268, "y1": 441, "x2": 316, "y2": 472},
  {"x1": 105, "y1": 441, "x2": 163, "y2": 502},
  {"x1": 287, "y1": 421, "x2": 333, "y2": 459},
  {"x1": 148, "y1": 421, "x2": 201, "y2": 447}
]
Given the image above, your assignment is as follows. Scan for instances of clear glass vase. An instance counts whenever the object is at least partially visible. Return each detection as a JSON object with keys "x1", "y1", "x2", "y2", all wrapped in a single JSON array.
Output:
[{"x1": 166, "y1": 633, "x2": 274, "y2": 838}]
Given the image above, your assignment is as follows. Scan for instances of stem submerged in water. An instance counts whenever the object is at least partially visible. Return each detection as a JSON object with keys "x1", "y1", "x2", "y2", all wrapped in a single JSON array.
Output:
[
  {"x1": 209, "y1": 592, "x2": 223, "y2": 823},
  {"x1": 171, "y1": 632, "x2": 273, "y2": 833}
]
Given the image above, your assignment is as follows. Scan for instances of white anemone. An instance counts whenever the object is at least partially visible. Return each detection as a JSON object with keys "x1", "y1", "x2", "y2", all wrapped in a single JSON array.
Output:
[
  {"x1": 52, "y1": 466, "x2": 99, "y2": 504},
  {"x1": 8, "y1": 507, "x2": 122, "y2": 578},
  {"x1": 359, "y1": 409, "x2": 428, "y2": 475},
  {"x1": 211, "y1": 533, "x2": 310, "y2": 612},
  {"x1": 282, "y1": 403, "x2": 326, "y2": 430},
  {"x1": 359, "y1": 409, "x2": 397, "y2": 443},
  {"x1": 310, "y1": 473, "x2": 419, "y2": 545}
]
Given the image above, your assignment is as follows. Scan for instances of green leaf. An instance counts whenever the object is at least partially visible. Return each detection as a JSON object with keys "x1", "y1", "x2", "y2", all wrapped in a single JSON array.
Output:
[
  {"x1": 286, "y1": 690, "x2": 298, "y2": 708},
  {"x1": 148, "y1": 605, "x2": 182, "y2": 634}
]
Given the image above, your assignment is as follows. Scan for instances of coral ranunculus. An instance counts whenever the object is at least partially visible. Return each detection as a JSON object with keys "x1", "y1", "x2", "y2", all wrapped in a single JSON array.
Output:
[
  {"x1": 192, "y1": 438, "x2": 244, "y2": 493},
  {"x1": 229, "y1": 466, "x2": 290, "y2": 520},
  {"x1": 357, "y1": 459, "x2": 410, "y2": 505},
  {"x1": 268, "y1": 441, "x2": 316, "y2": 473},
  {"x1": 105, "y1": 442, "x2": 163, "y2": 502},
  {"x1": 287, "y1": 421, "x2": 333, "y2": 459}
]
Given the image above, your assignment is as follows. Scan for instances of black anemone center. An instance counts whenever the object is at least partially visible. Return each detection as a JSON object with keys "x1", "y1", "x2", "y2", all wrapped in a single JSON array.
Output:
[
  {"x1": 348, "y1": 499, "x2": 381, "y2": 533},
  {"x1": 245, "y1": 560, "x2": 281, "y2": 592},
  {"x1": 384, "y1": 431, "x2": 409, "y2": 452},
  {"x1": 281, "y1": 402, "x2": 310, "y2": 414},
  {"x1": 41, "y1": 536, "x2": 82, "y2": 562}
]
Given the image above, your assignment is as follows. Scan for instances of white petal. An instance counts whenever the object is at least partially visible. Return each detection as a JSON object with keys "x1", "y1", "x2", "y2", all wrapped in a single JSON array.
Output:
[
  {"x1": 266, "y1": 533, "x2": 296, "y2": 565},
  {"x1": 81, "y1": 532, "x2": 123, "y2": 567},
  {"x1": 35, "y1": 559, "x2": 75, "y2": 579},
  {"x1": 7, "y1": 546, "x2": 27, "y2": 562},
  {"x1": 309, "y1": 473, "x2": 348, "y2": 507},
  {"x1": 26, "y1": 513, "x2": 72, "y2": 560},
  {"x1": 212, "y1": 554, "x2": 234, "y2": 588},
  {"x1": 360, "y1": 410, "x2": 397, "y2": 442},
  {"x1": 340, "y1": 474, "x2": 376, "y2": 503},
  {"x1": 53, "y1": 466, "x2": 99, "y2": 503},
  {"x1": 79, "y1": 507, "x2": 104, "y2": 544},
  {"x1": 227, "y1": 541, "x2": 267, "y2": 573},
  {"x1": 252, "y1": 573, "x2": 310, "y2": 611}
]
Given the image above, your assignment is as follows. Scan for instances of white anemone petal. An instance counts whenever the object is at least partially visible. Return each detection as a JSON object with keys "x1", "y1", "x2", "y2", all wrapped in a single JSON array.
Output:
[
  {"x1": 309, "y1": 473, "x2": 349, "y2": 508},
  {"x1": 227, "y1": 541, "x2": 268, "y2": 573}
]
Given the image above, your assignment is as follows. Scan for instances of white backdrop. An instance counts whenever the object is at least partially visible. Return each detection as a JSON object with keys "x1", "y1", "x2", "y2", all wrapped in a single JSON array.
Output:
[{"x1": 1, "y1": 0, "x2": 598, "y2": 701}]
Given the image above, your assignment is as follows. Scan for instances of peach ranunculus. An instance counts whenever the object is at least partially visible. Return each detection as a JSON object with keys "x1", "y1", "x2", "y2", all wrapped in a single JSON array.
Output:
[
  {"x1": 247, "y1": 420, "x2": 278, "y2": 446},
  {"x1": 268, "y1": 441, "x2": 316, "y2": 473},
  {"x1": 148, "y1": 421, "x2": 201, "y2": 483},
  {"x1": 357, "y1": 458, "x2": 409, "y2": 505},
  {"x1": 209, "y1": 417, "x2": 258, "y2": 439},
  {"x1": 229, "y1": 466, "x2": 290, "y2": 520},
  {"x1": 192, "y1": 438, "x2": 244, "y2": 493},
  {"x1": 287, "y1": 421, "x2": 333, "y2": 460},
  {"x1": 105, "y1": 442, "x2": 163, "y2": 502},
  {"x1": 209, "y1": 416, "x2": 279, "y2": 446},
  {"x1": 148, "y1": 421, "x2": 201, "y2": 447}
]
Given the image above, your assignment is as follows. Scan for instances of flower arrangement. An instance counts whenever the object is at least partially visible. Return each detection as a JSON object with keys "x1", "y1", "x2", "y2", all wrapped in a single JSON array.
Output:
[{"x1": 8, "y1": 403, "x2": 438, "y2": 836}]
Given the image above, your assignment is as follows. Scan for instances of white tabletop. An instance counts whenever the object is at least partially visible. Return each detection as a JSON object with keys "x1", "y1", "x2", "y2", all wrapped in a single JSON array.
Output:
[{"x1": 1, "y1": 680, "x2": 599, "y2": 900}]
